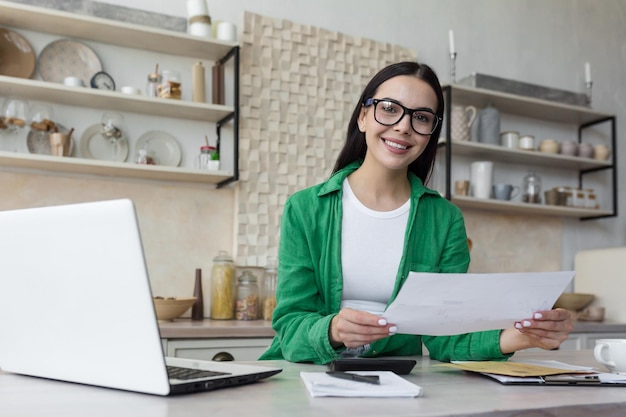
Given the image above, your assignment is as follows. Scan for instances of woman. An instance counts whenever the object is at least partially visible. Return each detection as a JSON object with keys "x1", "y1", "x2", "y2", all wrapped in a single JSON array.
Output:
[{"x1": 259, "y1": 61, "x2": 572, "y2": 365}]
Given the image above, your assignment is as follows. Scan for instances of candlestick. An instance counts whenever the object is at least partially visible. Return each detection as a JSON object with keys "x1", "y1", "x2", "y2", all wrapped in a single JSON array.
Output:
[
  {"x1": 449, "y1": 52, "x2": 457, "y2": 84},
  {"x1": 584, "y1": 62, "x2": 591, "y2": 84},
  {"x1": 585, "y1": 81, "x2": 593, "y2": 106},
  {"x1": 448, "y1": 29, "x2": 455, "y2": 55}
]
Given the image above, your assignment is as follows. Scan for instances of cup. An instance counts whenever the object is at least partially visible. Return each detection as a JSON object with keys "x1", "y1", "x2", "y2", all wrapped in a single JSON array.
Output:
[
  {"x1": 500, "y1": 131, "x2": 519, "y2": 149},
  {"x1": 538, "y1": 138, "x2": 559, "y2": 154},
  {"x1": 518, "y1": 135, "x2": 535, "y2": 151},
  {"x1": 594, "y1": 339, "x2": 626, "y2": 373},
  {"x1": 594, "y1": 144, "x2": 610, "y2": 161},
  {"x1": 578, "y1": 142, "x2": 594, "y2": 158},
  {"x1": 454, "y1": 179, "x2": 470, "y2": 196},
  {"x1": 49, "y1": 132, "x2": 71, "y2": 156},
  {"x1": 470, "y1": 161, "x2": 493, "y2": 199},
  {"x1": 63, "y1": 76, "x2": 84, "y2": 87},
  {"x1": 492, "y1": 184, "x2": 520, "y2": 201},
  {"x1": 544, "y1": 189, "x2": 560, "y2": 205},
  {"x1": 450, "y1": 105, "x2": 477, "y2": 141},
  {"x1": 216, "y1": 21, "x2": 237, "y2": 42}
]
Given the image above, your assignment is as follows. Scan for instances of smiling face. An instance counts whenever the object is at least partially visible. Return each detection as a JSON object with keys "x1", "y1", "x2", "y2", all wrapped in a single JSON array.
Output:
[{"x1": 357, "y1": 75, "x2": 439, "y2": 174}]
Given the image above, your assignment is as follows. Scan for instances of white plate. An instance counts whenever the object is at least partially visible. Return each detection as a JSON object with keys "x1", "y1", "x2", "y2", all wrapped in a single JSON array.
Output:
[
  {"x1": 135, "y1": 131, "x2": 182, "y2": 167},
  {"x1": 79, "y1": 124, "x2": 129, "y2": 162},
  {"x1": 37, "y1": 39, "x2": 103, "y2": 86}
]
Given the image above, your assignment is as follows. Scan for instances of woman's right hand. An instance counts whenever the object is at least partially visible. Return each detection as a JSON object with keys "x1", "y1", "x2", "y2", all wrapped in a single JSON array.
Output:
[{"x1": 329, "y1": 308, "x2": 397, "y2": 349}]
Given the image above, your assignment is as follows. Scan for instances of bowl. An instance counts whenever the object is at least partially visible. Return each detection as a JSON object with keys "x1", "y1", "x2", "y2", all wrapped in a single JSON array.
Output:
[
  {"x1": 553, "y1": 292, "x2": 594, "y2": 311},
  {"x1": 153, "y1": 297, "x2": 197, "y2": 321}
]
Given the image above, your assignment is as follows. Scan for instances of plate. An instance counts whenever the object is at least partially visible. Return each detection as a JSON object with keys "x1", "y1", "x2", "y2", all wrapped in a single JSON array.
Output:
[
  {"x1": 37, "y1": 39, "x2": 102, "y2": 86},
  {"x1": 27, "y1": 124, "x2": 73, "y2": 155},
  {"x1": 79, "y1": 124, "x2": 129, "y2": 162},
  {"x1": 0, "y1": 28, "x2": 36, "y2": 78},
  {"x1": 136, "y1": 131, "x2": 182, "y2": 167}
]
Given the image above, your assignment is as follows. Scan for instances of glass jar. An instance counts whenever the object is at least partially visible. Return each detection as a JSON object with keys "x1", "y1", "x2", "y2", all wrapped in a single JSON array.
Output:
[
  {"x1": 197, "y1": 145, "x2": 217, "y2": 170},
  {"x1": 210, "y1": 251, "x2": 235, "y2": 319},
  {"x1": 157, "y1": 69, "x2": 181, "y2": 99},
  {"x1": 145, "y1": 71, "x2": 161, "y2": 98},
  {"x1": 521, "y1": 171, "x2": 542, "y2": 204},
  {"x1": 235, "y1": 270, "x2": 259, "y2": 320},
  {"x1": 261, "y1": 256, "x2": 277, "y2": 321}
]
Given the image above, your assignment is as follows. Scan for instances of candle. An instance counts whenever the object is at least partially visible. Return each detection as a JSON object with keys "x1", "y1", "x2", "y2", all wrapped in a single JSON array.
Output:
[
  {"x1": 448, "y1": 29, "x2": 455, "y2": 54},
  {"x1": 585, "y1": 62, "x2": 591, "y2": 83}
]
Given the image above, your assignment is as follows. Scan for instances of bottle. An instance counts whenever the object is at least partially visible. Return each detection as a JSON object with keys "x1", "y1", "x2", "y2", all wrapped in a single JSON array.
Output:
[
  {"x1": 145, "y1": 70, "x2": 161, "y2": 98},
  {"x1": 197, "y1": 145, "x2": 212, "y2": 170},
  {"x1": 235, "y1": 270, "x2": 259, "y2": 320},
  {"x1": 210, "y1": 251, "x2": 235, "y2": 319},
  {"x1": 261, "y1": 257, "x2": 277, "y2": 321},
  {"x1": 191, "y1": 268, "x2": 204, "y2": 320},
  {"x1": 522, "y1": 171, "x2": 542, "y2": 204},
  {"x1": 192, "y1": 61, "x2": 206, "y2": 103}
]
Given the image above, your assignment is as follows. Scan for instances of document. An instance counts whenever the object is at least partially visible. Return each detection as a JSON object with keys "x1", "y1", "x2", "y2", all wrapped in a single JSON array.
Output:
[
  {"x1": 383, "y1": 271, "x2": 574, "y2": 336},
  {"x1": 300, "y1": 371, "x2": 422, "y2": 397}
]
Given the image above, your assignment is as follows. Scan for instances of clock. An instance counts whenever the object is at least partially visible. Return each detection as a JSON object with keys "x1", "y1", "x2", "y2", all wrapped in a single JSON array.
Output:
[{"x1": 90, "y1": 71, "x2": 116, "y2": 91}]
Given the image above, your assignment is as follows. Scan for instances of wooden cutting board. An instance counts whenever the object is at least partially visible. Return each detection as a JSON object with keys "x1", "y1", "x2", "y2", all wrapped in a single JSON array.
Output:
[{"x1": 575, "y1": 247, "x2": 626, "y2": 323}]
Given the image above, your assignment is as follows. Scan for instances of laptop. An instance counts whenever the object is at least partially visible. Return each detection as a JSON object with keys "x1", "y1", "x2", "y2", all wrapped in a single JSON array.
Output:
[{"x1": 0, "y1": 199, "x2": 281, "y2": 396}]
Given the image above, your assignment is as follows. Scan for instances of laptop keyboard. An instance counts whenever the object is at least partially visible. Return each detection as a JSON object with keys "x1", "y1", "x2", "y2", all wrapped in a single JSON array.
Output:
[{"x1": 167, "y1": 366, "x2": 230, "y2": 380}]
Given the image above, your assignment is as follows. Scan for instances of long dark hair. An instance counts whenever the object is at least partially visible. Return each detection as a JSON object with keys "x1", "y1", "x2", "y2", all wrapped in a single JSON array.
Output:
[{"x1": 332, "y1": 61, "x2": 444, "y2": 184}]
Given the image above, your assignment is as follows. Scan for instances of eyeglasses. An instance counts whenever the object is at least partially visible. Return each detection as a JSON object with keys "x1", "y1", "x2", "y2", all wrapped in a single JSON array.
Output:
[{"x1": 364, "y1": 98, "x2": 442, "y2": 136}]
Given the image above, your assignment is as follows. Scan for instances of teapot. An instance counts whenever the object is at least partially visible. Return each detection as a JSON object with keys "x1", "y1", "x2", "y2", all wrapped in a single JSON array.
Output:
[{"x1": 470, "y1": 104, "x2": 500, "y2": 145}]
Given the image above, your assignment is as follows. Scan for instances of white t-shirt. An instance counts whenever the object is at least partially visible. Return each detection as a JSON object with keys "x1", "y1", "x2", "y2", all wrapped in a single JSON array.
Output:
[{"x1": 340, "y1": 178, "x2": 410, "y2": 315}]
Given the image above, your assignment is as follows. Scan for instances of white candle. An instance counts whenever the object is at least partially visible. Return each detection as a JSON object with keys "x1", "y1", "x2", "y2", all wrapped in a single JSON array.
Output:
[
  {"x1": 448, "y1": 29, "x2": 455, "y2": 54},
  {"x1": 585, "y1": 62, "x2": 591, "y2": 83}
]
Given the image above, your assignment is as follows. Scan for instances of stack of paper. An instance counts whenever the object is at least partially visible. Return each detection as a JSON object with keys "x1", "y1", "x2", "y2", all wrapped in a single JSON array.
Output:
[{"x1": 300, "y1": 371, "x2": 422, "y2": 398}]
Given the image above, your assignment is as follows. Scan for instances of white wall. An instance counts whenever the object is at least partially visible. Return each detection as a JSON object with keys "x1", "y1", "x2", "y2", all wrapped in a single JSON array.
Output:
[{"x1": 28, "y1": 0, "x2": 626, "y2": 270}]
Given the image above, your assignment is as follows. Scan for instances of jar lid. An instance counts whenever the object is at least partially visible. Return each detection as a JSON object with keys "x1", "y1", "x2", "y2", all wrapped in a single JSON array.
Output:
[
  {"x1": 213, "y1": 250, "x2": 232, "y2": 262},
  {"x1": 238, "y1": 270, "x2": 257, "y2": 283}
]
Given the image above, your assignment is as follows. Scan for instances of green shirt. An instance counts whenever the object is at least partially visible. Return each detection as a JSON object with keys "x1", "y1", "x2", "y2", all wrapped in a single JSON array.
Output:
[{"x1": 259, "y1": 161, "x2": 510, "y2": 364}]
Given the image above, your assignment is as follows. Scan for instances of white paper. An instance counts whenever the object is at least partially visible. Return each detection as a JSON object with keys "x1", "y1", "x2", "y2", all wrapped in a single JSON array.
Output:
[
  {"x1": 383, "y1": 271, "x2": 574, "y2": 336},
  {"x1": 300, "y1": 371, "x2": 422, "y2": 398}
]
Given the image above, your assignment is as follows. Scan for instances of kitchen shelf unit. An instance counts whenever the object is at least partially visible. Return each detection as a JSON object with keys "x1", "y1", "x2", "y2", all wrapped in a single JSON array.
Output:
[
  {"x1": 0, "y1": 0, "x2": 239, "y2": 187},
  {"x1": 440, "y1": 84, "x2": 617, "y2": 220}
]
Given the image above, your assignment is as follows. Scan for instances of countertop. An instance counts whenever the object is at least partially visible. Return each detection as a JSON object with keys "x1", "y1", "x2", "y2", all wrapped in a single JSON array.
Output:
[
  {"x1": 2, "y1": 349, "x2": 626, "y2": 416},
  {"x1": 158, "y1": 318, "x2": 626, "y2": 339}
]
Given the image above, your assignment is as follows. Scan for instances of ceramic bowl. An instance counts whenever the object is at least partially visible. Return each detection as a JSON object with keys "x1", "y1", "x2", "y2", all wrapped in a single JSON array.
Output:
[
  {"x1": 553, "y1": 292, "x2": 594, "y2": 311},
  {"x1": 153, "y1": 297, "x2": 197, "y2": 321},
  {"x1": 560, "y1": 140, "x2": 579, "y2": 156},
  {"x1": 538, "y1": 139, "x2": 559, "y2": 154}
]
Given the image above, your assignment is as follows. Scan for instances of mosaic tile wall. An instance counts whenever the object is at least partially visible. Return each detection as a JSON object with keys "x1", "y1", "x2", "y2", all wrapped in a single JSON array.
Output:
[{"x1": 236, "y1": 12, "x2": 415, "y2": 266}]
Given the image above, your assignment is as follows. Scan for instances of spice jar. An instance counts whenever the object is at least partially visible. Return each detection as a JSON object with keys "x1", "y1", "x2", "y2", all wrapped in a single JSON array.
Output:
[
  {"x1": 145, "y1": 70, "x2": 161, "y2": 98},
  {"x1": 157, "y1": 69, "x2": 182, "y2": 99},
  {"x1": 261, "y1": 257, "x2": 277, "y2": 321},
  {"x1": 235, "y1": 270, "x2": 259, "y2": 320},
  {"x1": 197, "y1": 145, "x2": 216, "y2": 170},
  {"x1": 210, "y1": 251, "x2": 235, "y2": 319}
]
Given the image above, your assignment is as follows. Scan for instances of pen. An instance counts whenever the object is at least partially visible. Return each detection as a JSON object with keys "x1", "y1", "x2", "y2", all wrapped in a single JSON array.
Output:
[{"x1": 326, "y1": 371, "x2": 380, "y2": 385}]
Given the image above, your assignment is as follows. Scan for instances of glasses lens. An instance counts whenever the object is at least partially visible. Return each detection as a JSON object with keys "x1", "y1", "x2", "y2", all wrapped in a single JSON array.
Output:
[{"x1": 373, "y1": 99, "x2": 437, "y2": 135}]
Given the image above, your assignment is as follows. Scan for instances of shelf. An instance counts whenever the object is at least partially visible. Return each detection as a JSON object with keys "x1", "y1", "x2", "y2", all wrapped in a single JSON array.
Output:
[
  {"x1": 438, "y1": 139, "x2": 612, "y2": 170},
  {"x1": 0, "y1": 151, "x2": 232, "y2": 185},
  {"x1": 0, "y1": 1, "x2": 236, "y2": 60},
  {"x1": 443, "y1": 84, "x2": 613, "y2": 125},
  {"x1": 0, "y1": 76, "x2": 234, "y2": 123},
  {"x1": 451, "y1": 195, "x2": 613, "y2": 219}
]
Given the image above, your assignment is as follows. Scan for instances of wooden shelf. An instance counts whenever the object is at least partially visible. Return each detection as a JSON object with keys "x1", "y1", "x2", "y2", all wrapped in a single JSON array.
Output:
[
  {"x1": 443, "y1": 84, "x2": 613, "y2": 125},
  {"x1": 438, "y1": 139, "x2": 612, "y2": 170},
  {"x1": 0, "y1": 1, "x2": 236, "y2": 60},
  {"x1": 0, "y1": 76, "x2": 234, "y2": 123},
  {"x1": 0, "y1": 151, "x2": 232, "y2": 185},
  {"x1": 451, "y1": 195, "x2": 612, "y2": 219}
]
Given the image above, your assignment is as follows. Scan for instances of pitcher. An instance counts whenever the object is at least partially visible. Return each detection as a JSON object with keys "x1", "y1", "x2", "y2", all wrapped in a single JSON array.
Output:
[
  {"x1": 450, "y1": 105, "x2": 477, "y2": 141},
  {"x1": 470, "y1": 104, "x2": 500, "y2": 145}
]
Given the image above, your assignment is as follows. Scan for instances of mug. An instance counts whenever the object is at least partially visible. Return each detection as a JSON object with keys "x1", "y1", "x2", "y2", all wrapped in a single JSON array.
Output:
[
  {"x1": 49, "y1": 132, "x2": 71, "y2": 157},
  {"x1": 454, "y1": 179, "x2": 470, "y2": 196},
  {"x1": 470, "y1": 161, "x2": 493, "y2": 199},
  {"x1": 594, "y1": 339, "x2": 626, "y2": 373},
  {"x1": 518, "y1": 135, "x2": 535, "y2": 151},
  {"x1": 492, "y1": 184, "x2": 520, "y2": 201},
  {"x1": 450, "y1": 105, "x2": 477, "y2": 141},
  {"x1": 216, "y1": 21, "x2": 237, "y2": 42}
]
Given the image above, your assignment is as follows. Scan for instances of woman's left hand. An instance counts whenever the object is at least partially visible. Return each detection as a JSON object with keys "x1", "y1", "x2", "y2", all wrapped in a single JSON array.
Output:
[{"x1": 501, "y1": 308, "x2": 574, "y2": 353}]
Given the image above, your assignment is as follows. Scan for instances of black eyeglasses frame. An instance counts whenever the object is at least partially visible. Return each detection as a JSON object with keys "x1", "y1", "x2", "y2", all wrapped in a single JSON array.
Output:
[{"x1": 363, "y1": 97, "x2": 442, "y2": 136}]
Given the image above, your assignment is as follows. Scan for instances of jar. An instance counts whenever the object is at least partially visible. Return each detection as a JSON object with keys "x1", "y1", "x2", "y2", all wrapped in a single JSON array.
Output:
[
  {"x1": 145, "y1": 71, "x2": 161, "y2": 98},
  {"x1": 521, "y1": 171, "x2": 542, "y2": 204},
  {"x1": 210, "y1": 251, "x2": 235, "y2": 319},
  {"x1": 197, "y1": 145, "x2": 217, "y2": 170},
  {"x1": 235, "y1": 270, "x2": 259, "y2": 320},
  {"x1": 585, "y1": 189, "x2": 598, "y2": 209},
  {"x1": 261, "y1": 256, "x2": 277, "y2": 321},
  {"x1": 158, "y1": 69, "x2": 181, "y2": 99}
]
